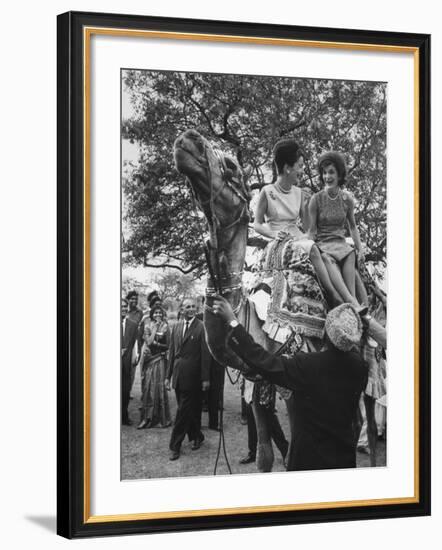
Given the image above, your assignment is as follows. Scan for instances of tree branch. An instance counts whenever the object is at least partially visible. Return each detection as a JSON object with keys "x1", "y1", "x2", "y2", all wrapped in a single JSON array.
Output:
[{"x1": 142, "y1": 260, "x2": 205, "y2": 274}]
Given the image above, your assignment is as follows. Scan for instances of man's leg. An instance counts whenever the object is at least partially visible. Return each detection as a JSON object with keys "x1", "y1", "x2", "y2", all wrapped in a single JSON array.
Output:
[
  {"x1": 251, "y1": 401, "x2": 274, "y2": 472},
  {"x1": 240, "y1": 384, "x2": 248, "y2": 425},
  {"x1": 189, "y1": 389, "x2": 204, "y2": 446},
  {"x1": 239, "y1": 402, "x2": 257, "y2": 464},
  {"x1": 121, "y1": 360, "x2": 132, "y2": 424},
  {"x1": 267, "y1": 408, "x2": 289, "y2": 459},
  {"x1": 169, "y1": 389, "x2": 194, "y2": 454}
]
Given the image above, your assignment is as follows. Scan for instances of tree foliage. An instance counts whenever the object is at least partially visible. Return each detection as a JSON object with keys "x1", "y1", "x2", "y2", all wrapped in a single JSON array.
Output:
[{"x1": 122, "y1": 70, "x2": 387, "y2": 273}]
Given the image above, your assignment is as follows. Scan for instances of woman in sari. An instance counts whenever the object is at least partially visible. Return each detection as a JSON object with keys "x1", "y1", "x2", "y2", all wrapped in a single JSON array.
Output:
[{"x1": 137, "y1": 305, "x2": 171, "y2": 429}]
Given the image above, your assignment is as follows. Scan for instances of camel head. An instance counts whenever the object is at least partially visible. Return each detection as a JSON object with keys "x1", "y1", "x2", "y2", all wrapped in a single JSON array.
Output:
[
  {"x1": 174, "y1": 129, "x2": 250, "y2": 366},
  {"x1": 174, "y1": 129, "x2": 248, "y2": 225},
  {"x1": 174, "y1": 129, "x2": 249, "y2": 304}
]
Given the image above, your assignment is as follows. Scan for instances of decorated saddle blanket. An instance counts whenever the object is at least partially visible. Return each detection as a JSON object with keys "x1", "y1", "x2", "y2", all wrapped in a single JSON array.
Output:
[{"x1": 250, "y1": 237, "x2": 327, "y2": 344}]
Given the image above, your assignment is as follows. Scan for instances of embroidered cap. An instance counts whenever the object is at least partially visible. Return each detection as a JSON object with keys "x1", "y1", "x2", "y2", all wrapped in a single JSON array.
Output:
[{"x1": 325, "y1": 303, "x2": 362, "y2": 352}]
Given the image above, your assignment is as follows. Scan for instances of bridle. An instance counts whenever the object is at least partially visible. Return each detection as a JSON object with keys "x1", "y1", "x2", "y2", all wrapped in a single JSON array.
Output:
[
  {"x1": 179, "y1": 137, "x2": 252, "y2": 475},
  {"x1": 181, "y1": 139, "x2": 249, "y2": 308}
]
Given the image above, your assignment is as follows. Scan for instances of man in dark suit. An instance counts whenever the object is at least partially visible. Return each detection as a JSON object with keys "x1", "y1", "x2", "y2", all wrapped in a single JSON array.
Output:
[
  {"x1": 126, "y1": 290, "x2": 144, "y2": 392},
  {"x1": 121, "y1": 298, "x2": 139, "y2": 426},
  {"x1": 212, "y1": 296, "x2": 368, "y2": 471},
  {"x1": 166, "y1": 298, "x2": 210, "y2": 460}
]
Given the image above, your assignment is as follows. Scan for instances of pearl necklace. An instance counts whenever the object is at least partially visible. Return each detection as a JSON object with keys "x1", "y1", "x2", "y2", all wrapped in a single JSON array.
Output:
[
  {"x1": 326, "y1": 188, "x2": 340, "y2": 201},
  {"x1": 275, "y1": 181, "x2": 292, "y2": 194}
]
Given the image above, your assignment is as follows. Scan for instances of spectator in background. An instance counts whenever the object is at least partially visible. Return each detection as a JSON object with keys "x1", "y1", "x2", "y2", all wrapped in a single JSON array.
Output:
[
  {"x1": 165, "y1": 298, "x2": 210, "y2": 461},
  {"x1": 137, "y1": 305, "x2": 171, "y2": 429},
  {"x1": 126, "y1": 290, "x2": 144, "y2": 392},
  {"x1": 121, "y1": 298, "x2": 139, "y2": 426}
]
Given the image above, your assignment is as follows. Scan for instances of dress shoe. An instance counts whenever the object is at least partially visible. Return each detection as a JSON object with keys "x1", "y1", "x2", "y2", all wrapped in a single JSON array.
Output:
[
  {"x1": 122, "y1": 418, "x2": 132, "y2": 426},
  {"x1": 169, "y1": 450, "x2": 180, "y2": 461},
  {"x1": 137, "y1": 419, "x2": 151, "y2": 430},
  {"x1": 239, "y1": 453, "x2": 256, "y2": 465},
  {"x1": 191, "y1": 435, "x2": 205, "y2": 450}
]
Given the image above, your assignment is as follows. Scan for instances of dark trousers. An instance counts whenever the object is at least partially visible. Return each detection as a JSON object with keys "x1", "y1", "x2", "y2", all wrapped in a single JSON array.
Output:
[
  {"x1": 121, "y1": 359, "x2": 132, "y2": 422},
  {"x1": 207, "y1": 362, "x2": 225, "y2": 429},
  {"x1": 169, "y1": 388, "x2": 203, "y2": 452},
  {"x1": 246, "y1": 402, "x2": 288, "y2": 458}
]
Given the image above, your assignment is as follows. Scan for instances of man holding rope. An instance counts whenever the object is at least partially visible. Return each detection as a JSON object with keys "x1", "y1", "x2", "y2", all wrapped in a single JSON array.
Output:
[{"x1": 212, "y1": 295, "x2": 368, "y2": 471}]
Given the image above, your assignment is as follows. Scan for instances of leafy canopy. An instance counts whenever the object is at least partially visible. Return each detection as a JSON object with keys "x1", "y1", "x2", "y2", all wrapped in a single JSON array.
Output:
[{"x1": 123, "y1": 70, "x2": 386, "y2": 275}]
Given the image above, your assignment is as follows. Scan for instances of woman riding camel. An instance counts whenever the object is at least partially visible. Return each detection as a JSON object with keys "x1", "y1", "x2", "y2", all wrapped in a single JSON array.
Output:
[
  {"x1": 253, "y1": 138, "x2": 344, "y2": 307},
  {"x1": 308, "y1": 151, "x2": 368, "y2": 310}
]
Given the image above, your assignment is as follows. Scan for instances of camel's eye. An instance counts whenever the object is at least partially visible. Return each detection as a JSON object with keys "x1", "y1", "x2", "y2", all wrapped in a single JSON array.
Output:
[{"x1": 224, "y1": 157, "x2": 237, "y2": 171}]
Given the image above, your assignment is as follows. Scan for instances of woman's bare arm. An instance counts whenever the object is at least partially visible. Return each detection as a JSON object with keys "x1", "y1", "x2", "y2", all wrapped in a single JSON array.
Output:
[
  {"x1": 346, "y1": 194, "x2": 364, "y2": 258},
  {"x1": 307, "y1": 194, "x2": 318, "y2": 240},
  {"x1": 299, "y1": 188, "x2": 312, "y2": 233},
  {"x1": 253, "y1": 188, "x2": 274, "y2": 239}
]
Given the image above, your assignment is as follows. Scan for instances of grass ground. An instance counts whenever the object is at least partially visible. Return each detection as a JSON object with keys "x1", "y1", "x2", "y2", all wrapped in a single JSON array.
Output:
[{"x1": 122, "y1": 368, "x2": 385, "y2": 480}]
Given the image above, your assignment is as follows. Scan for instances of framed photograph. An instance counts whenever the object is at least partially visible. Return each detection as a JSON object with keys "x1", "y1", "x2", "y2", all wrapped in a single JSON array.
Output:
[{"x1": 57, "y1": 11, "x2": 430, "y2": 538}]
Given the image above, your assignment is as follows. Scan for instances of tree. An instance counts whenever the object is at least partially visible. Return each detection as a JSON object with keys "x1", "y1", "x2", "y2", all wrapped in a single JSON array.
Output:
[{"x1": 122, "y1": 71, "x2": 387, "y2": 272}]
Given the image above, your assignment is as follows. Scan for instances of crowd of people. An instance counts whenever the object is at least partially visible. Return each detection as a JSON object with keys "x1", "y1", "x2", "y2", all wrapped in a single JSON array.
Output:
[
  {"x1": 121, "y1": 140, "x2": 387, "y2": 472},
  {"x1": 121, "y1": 288, "x2": 386, "y2": 471},
  {"x1": 121, "y1": 291, "x2": 226, "y2": 462}
]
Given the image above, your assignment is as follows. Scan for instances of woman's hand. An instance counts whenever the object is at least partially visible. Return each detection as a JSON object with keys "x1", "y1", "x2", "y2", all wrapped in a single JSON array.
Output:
[
  {"x1": 212, "y1": 295, "x2": 236, "y2": 324},
  {"x1": 276, "y1": 230, "x2": 289, "y2": 242}
]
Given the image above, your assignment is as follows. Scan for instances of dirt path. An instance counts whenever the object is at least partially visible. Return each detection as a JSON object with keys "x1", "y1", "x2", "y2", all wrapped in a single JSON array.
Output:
[{"x1": 122, "y1": 368, "x2": 385, "y2": 480}]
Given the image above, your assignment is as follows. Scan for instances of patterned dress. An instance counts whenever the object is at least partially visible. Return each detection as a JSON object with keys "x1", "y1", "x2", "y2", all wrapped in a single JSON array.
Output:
[
  {"x1": 139, "y1": 323, "x2": 172, "y2": 428},
  {"x1": 311, "y1": 188, "x2": 354, "y2": 262}
]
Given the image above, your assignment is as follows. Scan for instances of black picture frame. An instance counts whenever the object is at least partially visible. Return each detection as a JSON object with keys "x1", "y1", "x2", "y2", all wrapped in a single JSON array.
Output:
[{"x1": 57, "y1": 10, "x2": 431, "y2": 539}]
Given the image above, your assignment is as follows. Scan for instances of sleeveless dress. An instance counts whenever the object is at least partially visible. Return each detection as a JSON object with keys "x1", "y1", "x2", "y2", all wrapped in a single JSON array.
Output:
[
  {"x1": 311, "y1": 188, "x2": 354, "y2": 262},
  {"x1": 261, "y1": 184, "x2": 313, "y2": 255}
]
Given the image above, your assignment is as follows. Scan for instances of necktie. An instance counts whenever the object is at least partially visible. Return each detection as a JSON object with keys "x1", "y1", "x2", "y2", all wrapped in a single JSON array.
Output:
[{"x1": 183, "y1": 321, "x2": 189, "y2": 337}]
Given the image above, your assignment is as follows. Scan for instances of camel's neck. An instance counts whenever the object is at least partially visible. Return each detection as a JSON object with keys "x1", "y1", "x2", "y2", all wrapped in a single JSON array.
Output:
[{"x1": 205, "y1": 220, "x2": 248, "y2": 312}]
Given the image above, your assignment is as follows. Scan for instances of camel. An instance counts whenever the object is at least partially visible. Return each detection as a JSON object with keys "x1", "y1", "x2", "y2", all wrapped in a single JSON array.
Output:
[{"x1": 173, "y1": 128, "x2": 386, "y2": 471}]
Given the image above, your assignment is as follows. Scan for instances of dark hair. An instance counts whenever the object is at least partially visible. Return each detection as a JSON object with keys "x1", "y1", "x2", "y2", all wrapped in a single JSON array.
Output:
[
  {"x1": 272, "y1": 138, "x2": 304, "y2": 175},
  {"x1": 318, "y1": 151, "x2": 347, "y2": 187},
  {"x1": 149, "y1": 304, "x2": 165, "y2": 320},
  {"x1": 147, "y1": 290, "x2": 162, "y2": 308},
  {"x1": 126, "y1": 290, "x2": 138, "y2": 300},
  {"x1": 147, "y1": 290, "x2": 159, "y2": 301}
]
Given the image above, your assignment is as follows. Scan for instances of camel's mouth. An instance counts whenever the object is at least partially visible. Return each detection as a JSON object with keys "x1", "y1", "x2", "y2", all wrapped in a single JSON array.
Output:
[
  {"x1": 173, "y1": 130, "x2": 210, "y2": 174},
  {"x1": 174, "y1": 143, "x2": 207, "y2": 173}
]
